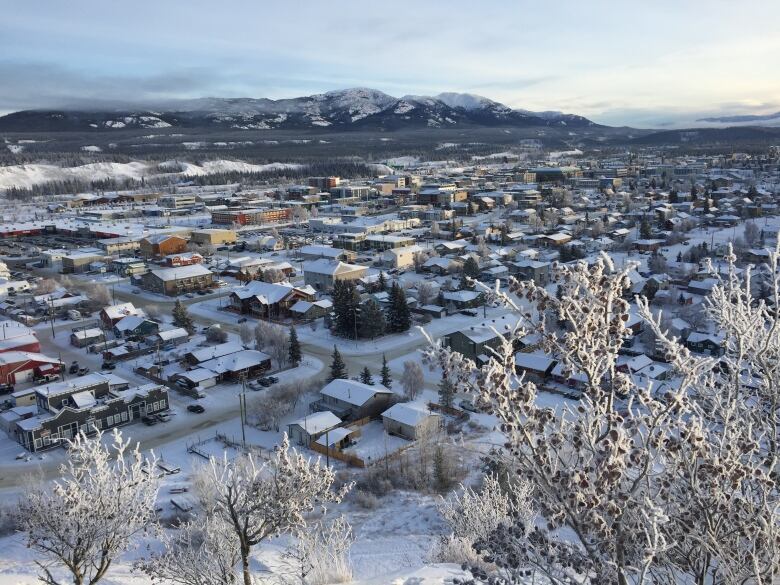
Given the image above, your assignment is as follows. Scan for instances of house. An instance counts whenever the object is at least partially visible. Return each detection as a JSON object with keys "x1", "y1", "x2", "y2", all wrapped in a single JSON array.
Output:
[
  {"x1": 100, "y1": 302, "x2": 142, "y2": 328},
  {"x1": 290, "y1": 299, "x2": 333, "y2": 321},
  {"x1": 12, "y1": 376, "x2": 169, "y2": 452},
  {"x1": 113, "y1": 316, "x2": 159, "y2": 339},
  {"x1": 230, "y1": 281, "x2": 316, "y2": 319},
  {"x1": 514, "y1": 352, "x2": 557, "y2": 383},
  {"x1": 382, "y1": 402, "x2": 441, "y2": 440},
  {"x1": 139, "y1": 234, "x2": 188, "y2": 258},
  {"x1": 164, "y1": 251, "x2": 204, "y2": 267},
  {"x1": 445, "y1": 313, "x2": 522, "y2": 363},
  {"x1": 311, "y1": 379, "x2": 394, "y2": 420},
  {"x1": 70, "y1": 328, "x2": 105, "y2": 348},
  {"x1": 199, "y1": 349, "x2": 272, "y2": 381},
  {"x1": 299, "y1": 245, "x2": 356, "y2": 262},
  {"x1": 686, "y1": 331, "x2": 725, "y2": 356},
  {"x1": 152, "y1": 327, "x2": 190, "y2": 347},
  {"x1": 141, "y1": 264, "x2": 214, "y2": 296},
  {"x1": 169, "y1": 368, "x2": 218, "y2": 391},
  {"x1": 303, "y1": 260, "x2": 367, "y2": 292},
  {"x1": 0, "y1": 321, "x2": 40, "y2": 353},
  {"x1": 186, "y1": 341, "x2": 246, "y2": 366},
  {"x1": 288, "y1": 411, "x2": 342, "y2": 447},
  {"x1": 0, "y1": 352, "x2": 62, "y2": 385},
  {"x1": 510, "y1": 260, "x2": 551, "y2": 285},
  {"x1": 422, "y1": 257, "x2": 462, "y2": 275},
  {"x1": 634, "y1": 239, "x2": 665, "y2": 253},
  {"x1": 190, "y1": 228, "x2": 237, "y2": 246},
  {"x1": 543, "y1": 233, "x2": 573, "y2": 247},
  {"x1": 441, "y1": 290, "x2": 483, "y2": 311},
  {"x1": 383, "y1": 245, "x2": 423, "y2": 269}
]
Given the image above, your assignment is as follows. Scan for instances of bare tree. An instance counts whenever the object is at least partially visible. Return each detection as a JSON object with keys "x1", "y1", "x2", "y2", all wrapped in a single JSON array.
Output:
[
  {"x1": 400, "y1": 360, "x2": 424, "y2": 400},
  {"x1": 200, "y1": 437, "x2": 350, "y2": 585},
  {"x1": 18, "y1": 430, "x2": 160, "y2": 585}
]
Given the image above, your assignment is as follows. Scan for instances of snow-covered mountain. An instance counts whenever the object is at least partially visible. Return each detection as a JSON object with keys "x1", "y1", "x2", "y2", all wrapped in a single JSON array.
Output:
[{"x1": 0, "y1": 88, "x2": 598, "y2": 132}]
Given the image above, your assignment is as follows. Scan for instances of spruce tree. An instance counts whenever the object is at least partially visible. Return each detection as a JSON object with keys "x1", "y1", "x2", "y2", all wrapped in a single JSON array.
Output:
[
  {"x1": 463, "y1": 256, "x2": 480, "y2": 279},
  {"x1": 377, "y1": 270, "x2": 387, "y2": 292},
  {"x1": 387, "y1": 282, "x2": 411, "y2": 333},
  {"x1": 359, "y1": 299, "x2": 386, "y2": 339},
  {"x1": 359, "y1": 366, "x2": 374, "y2": 385},
  {"x1": 172, "y1": 300, "x2": 195, "y2": 334},
  {"x1": 328, "y1": 345, "x2": 347, "y2": 381},
  {"x1": 332, "y1": 280, "x2": 359, "y2": 338},
  {"x1": 380, "y1": 354, "x2": 392, "y2": 389},
  {"x1": 288, "y1": 325, "x2": 302, "y2": 367},
  {"x1": 438, "y1": 376, "x2": 455, "y2": 408}
]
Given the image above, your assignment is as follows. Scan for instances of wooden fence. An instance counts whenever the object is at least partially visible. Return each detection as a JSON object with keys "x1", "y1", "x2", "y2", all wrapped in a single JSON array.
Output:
[{"x1": 310, "y1": 441, "x2": 366, "y2": 468}]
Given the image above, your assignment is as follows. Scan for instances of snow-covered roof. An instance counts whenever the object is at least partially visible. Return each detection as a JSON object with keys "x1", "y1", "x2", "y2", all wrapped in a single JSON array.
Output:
[
  {"x1": 514, "y1": 352, "x2": 556, "y2": 372},
  {"x1": 314, "y1": 426, "x2": 354, "y2": 447},
  {"x1": 233, "y1": 280, "x2": 314, "y2": 303},
  {"x1": 114, "y1": 315, "x2": 152, "y2": 332},
  {"x1": 200, "y1": 349, "x2": 271, "y2": 374},
  {"x1": 319, "y1": 379, "x2": 393, "y2": 407},
  {"x1": 157, "y1": 327, "x2": 189, "y2": 341},
  {"x1": 71, "y1": 390, "x2": 96, "y2": 409},
  {"x1": 149, "y1": 264, "x2": 213, "y2": 281},
  {"x1": 188, "y1": 341, "x2": 245, "y2": 363},
  {"x1": 72, "y1": 328, "x2": 103, "y2": 340},
  {"x1": 289, "y1": 411, "x2": 342, "y2": 435},
  {"x1": 302, "y1": 259, "x2": 367, "y2": 276},
  {"x1": 382, "y1": 402, "x2": 437, "y2": 426},
  {"x1": 102, "y1": 302, "x2": 140, "y2": 320}
]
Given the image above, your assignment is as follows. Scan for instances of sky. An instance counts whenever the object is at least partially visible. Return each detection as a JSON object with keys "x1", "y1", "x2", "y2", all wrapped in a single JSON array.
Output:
[{"x1": 0, "y1": 0, "x2": 778, "y2": 127}]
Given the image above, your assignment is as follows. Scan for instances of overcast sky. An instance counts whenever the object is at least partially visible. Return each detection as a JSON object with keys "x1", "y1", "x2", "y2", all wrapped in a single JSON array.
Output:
[{"x1": 1, "y1": 0, "x2": 778, "y2": 127}]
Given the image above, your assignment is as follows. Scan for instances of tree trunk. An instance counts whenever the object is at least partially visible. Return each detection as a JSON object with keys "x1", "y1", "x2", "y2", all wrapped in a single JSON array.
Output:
[{"x1": 241, "y1": 543, "x2": 252, "y2": 585}]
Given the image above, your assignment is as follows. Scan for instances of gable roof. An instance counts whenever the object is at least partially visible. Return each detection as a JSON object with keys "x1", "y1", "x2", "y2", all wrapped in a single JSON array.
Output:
[{"x1": 319, "y1": 379, "x2": 393, "y2": 407}]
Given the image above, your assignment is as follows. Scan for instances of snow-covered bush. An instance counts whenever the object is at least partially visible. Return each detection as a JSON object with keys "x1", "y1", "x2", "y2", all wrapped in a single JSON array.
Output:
[
  {"x1": 282, "y1": 516, "x2": 354, "y2": 585},
  {"x1": 421, "y1": 249, "x2": 780, "y2": 585}
]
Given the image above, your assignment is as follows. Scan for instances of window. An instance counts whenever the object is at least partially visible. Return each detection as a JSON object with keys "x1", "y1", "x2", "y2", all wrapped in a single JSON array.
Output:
[
  {"x1": 160, "y1": 398, "x2": 167, "y2": 409},
  {"x1": 121, "y1": 412, "x2": 128, "y2": 422},
  {"x1": 34, "y1": 438, "x2": 42, "y2": 450},
  {"x1": 107, "y1": 415, "x2": 115, "y2": 426}
]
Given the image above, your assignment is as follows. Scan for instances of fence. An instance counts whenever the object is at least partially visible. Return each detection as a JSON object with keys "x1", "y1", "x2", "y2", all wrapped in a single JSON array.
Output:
[
  {"x1": 309, "y1": 441, "x2": 366, "y2": 468},
  {"x1": 427, "y1": 401, "x2": 469, "y2": 420}
]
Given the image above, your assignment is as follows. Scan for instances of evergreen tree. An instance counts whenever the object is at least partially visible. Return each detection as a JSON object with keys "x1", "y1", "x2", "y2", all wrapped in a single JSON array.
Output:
[
  {"x1": 359, "y1": 366, "x2": 374, "y2": 386},
  {"x1": 677, "y1": 251, "x2": 683, "y2": 263},
  {"x1": 387, "y1": 282, "x2": 411, "y2": 333},
  {"x1": 332, "y1": 279, "x2": 359, "y2": 338},
  {"x1": 669, "y1": 190, "x2": 679, "y2": 204},
  {"x1": 359, "y1": 299, "x2": 386, "y2": 339},
  {"x1": 328, "y1": 345, "x2": 347, "y2": 381},
  {"x1": 377, "y1": 271, "x2": 387, "y2": 292},
  {"x1": 288, "y1": 325, "x2": 302, "y2": 367},
  {"x1": 639, "y1": 219, "x2": 653, "y2": 239},
  {"x1": 463, "y1": 256, "x2": 480, "y2": 279},
  {"x1": 380, "y1": 354, "x2": 392, "y2": 389},
  {"x1": 172, "y1": 300, "x2": 194, "y2": 334},
  {"x1": 438, "y1": 376, "x2": 455, "y2": 408},
  {"x1": 555, "y1": 284, "x2": 564, "y2": 301}
]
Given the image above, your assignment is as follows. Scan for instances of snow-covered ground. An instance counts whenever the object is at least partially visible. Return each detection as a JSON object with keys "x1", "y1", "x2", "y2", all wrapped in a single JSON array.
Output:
[{"x1": 0, "y1": 159, "x2": 304, "y2": 190}]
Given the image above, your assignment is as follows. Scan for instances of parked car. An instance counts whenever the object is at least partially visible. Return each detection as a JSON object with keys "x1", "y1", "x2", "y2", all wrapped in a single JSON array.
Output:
[
  {"x1": 69, "y1": 361, "x2": 79, "y2": 374},
  {"x1": 156, "y1": 412, "x2": 172, "y2": 422},
  {"x1": 77, "y1": 367, "x2": 89, "y2": 376},
  {"x1": 187, "y1": 404, "x2": 205, "y2": 414},
  {"x1": 196, "y1": 290, "x2": 208, "y2": 296},
  {"x1": 237, "y1": 317, "x2": 248, "y2": 323},
  {"x1": 141, "y1": 415, "x2": 158, "y2": 426},
  {"x1": 101, "y1": 361, "x2": 116, "y2": 370},
  {"x1": 132, "y1": 289, "x2": 141, "y2": 294}
]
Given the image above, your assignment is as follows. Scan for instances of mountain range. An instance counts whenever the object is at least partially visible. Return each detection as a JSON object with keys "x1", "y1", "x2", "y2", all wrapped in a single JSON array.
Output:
[{"x1": 0, "y1": 88, "x2": 599, "y2": 132}]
